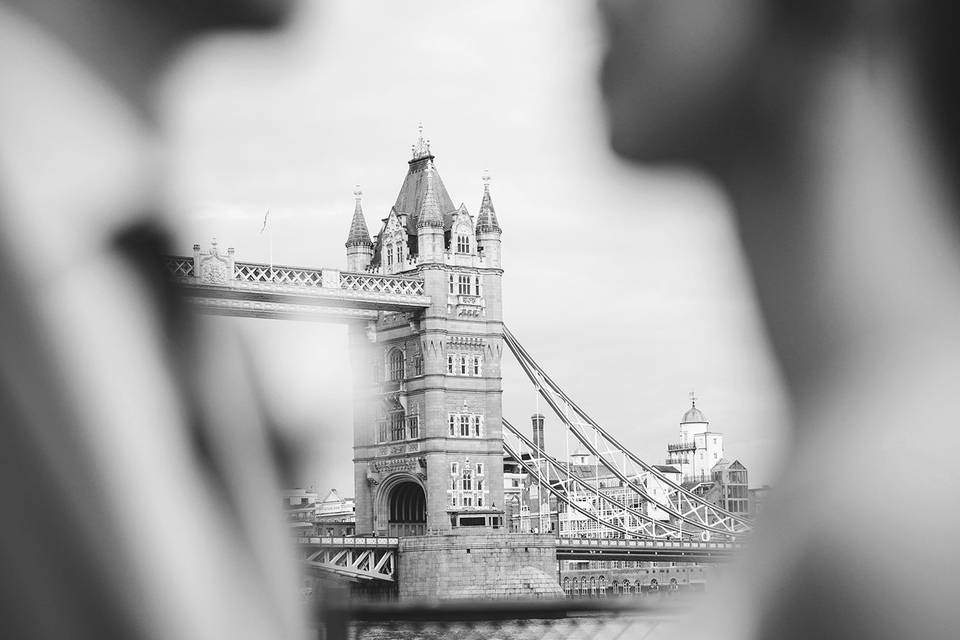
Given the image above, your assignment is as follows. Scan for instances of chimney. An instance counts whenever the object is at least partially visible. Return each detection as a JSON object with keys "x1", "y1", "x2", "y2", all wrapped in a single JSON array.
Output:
[{"x1": 531, "y1": 413, "x2": 545, "y2": 453}]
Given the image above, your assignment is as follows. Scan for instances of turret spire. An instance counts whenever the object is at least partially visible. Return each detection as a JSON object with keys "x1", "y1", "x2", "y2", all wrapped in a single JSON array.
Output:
[
  {"x1": 411, "y1": 121, "x2": 432, "y2": 161},
  {"x1": 475, "y1": 170, "x2": 501, "y2": 233},
  {"x1": 417, "y1": 161, "x2": 444, "y2": 229},
  {"x1": 345, "y1": 185, "x2": 373, "y2": 247}
]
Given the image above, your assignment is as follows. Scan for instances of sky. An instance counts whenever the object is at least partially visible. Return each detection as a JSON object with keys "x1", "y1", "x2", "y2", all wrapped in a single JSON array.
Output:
[{"x1": 160, "y1": 0, "x2": 791, "y2": 494}]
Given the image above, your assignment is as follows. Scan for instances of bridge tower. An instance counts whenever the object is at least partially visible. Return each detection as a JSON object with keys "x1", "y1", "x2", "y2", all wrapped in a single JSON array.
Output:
[{"x1": 348, "y1": 132, "x2": 505, "y2": 536}]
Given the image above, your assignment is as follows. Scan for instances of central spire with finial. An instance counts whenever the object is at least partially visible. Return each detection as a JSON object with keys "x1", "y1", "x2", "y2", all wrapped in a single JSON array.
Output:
[
  {"x1": 411, "y1": 121, "x2": 432, "y2": 161},
  {"x1": 417, "y1": 161, "x2": 444, "y2": 228}
]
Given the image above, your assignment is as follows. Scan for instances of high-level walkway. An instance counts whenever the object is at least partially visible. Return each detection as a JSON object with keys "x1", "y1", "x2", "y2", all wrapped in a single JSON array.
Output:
[{"x1": 164, "y1": 249, "x2": 430, "y2": 322}]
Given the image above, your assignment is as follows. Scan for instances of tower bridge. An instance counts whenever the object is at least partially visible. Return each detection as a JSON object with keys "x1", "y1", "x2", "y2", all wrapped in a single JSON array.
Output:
[{"x1": 166, "y1": 131, "x2": 751, "y2": 599}]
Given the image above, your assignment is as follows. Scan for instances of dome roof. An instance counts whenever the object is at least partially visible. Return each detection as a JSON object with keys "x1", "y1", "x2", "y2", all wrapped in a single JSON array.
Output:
[{"x1": 681, "y1": 406, "x2": 707, "y2": 424}]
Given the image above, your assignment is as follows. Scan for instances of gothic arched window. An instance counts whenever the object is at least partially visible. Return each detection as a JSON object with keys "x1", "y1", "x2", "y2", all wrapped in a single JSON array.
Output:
[{"x1": 389, "y1": 349, "x2": 404, "y2": 381}]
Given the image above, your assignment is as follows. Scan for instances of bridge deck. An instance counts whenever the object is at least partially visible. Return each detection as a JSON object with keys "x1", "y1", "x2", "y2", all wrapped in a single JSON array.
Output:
[{"x1": 555, "y1": 537, "x2": 743, "y2": 562}]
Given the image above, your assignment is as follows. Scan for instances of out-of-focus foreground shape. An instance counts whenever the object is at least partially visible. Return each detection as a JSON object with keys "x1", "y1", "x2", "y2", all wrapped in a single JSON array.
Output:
[
  {"x1": 597, "y1": 0, "x2": 960, "y2": 638},
  {"x1": 0, "y1": 0, "x2": 308, "y2": 638}
]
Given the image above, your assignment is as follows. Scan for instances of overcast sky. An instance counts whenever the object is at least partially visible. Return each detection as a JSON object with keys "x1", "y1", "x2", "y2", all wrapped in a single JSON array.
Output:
[{"x1": 161, "y1": 0, "x2": 791, "y2": 494}]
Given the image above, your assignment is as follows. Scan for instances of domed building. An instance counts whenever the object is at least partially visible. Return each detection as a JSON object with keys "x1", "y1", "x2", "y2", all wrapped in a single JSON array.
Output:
[{"x1": 665, "y1": 394, "x2": 725, "y2": 483}]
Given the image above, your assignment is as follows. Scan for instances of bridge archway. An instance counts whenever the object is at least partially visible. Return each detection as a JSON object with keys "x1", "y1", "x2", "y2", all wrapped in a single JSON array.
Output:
[{"x1": 378, "y1": 476, "x2": 426, "y2": 536}]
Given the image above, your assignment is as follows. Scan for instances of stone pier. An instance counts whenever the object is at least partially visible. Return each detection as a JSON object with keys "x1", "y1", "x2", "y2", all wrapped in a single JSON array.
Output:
[{"x1": 397, "y1": 533, "x2": 563, "y2": 601}]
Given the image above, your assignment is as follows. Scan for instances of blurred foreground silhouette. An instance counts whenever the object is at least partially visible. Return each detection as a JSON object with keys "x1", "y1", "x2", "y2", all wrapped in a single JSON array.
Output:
[
  {"x1": 0, "y1": 1, "x2": 308, "y2": 638},
  {"x1": 598, "y1": 1, "x2": 960, "y2": 638}
]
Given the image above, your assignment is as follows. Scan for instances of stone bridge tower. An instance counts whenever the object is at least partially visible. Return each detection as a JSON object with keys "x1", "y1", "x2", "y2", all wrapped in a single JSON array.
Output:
[{"x1": 347, "y1": 131, "x2": 505, "y2": 536}]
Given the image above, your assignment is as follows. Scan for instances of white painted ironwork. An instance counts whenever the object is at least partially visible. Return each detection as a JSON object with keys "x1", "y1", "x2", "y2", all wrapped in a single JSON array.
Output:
[
  {"x1": 164, "y1": 256, "x2": 194, "y2": 278},
  {"x1": 340, "y1": 272, "x2": 424, "y2": 296},
  {"x1": 298, "y1": 537, "x2": 398, "y2": 582},
  {"x1": 502, "y1": 420, "x2": 681, "y2": 540},
  {"x1": 555, "y1": 537, "x2": 741, "y2": 561},
  {"x1": 163, "y1": 254, "x2": 425, "y2": 297},
  {"x1": 234, "y1": 262, "x2": 324, "y2": 286},
  {"x1": 503, "y1": 326, "x2": 752, "y2": 540},
  {"x1": 163, "y1": 252, "x2": 430, "y2": 320}
]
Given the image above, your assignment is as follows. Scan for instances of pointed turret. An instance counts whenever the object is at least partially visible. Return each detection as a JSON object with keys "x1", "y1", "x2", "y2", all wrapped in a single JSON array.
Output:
[
  {"x1": 416, "y1": 161, "x2": 445, "y2": 263},
  {"x1": 417, "y1": 161, "x2": 445, "y2": 229},
  {"x1": 476, "y1": 172, "x2": 503, "y2": 268},
  {"x1": 476, "y1": 173, "x2": 501, "y2": 233},
  {"x1": 345, "y1": 187, "x2": 374, "y2": 272}
]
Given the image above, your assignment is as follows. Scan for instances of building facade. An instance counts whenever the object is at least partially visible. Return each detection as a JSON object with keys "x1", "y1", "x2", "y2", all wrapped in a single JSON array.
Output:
[
  {"x1": 665, "y1": 396, "x2": 725, "y2": 483},
  {"x1": 348, "y1": 133, "x2": 506, "y2": 535}
]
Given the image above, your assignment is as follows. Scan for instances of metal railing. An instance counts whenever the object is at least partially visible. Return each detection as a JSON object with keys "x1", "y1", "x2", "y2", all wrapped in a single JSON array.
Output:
[
  {"x1": 315, "y1": 597, "x2": 690, "y2": 640},
  {"x1": 299, "y1": 537, "x2": 400, "y2": 548},
  {"x1": 339, "y1": 271, "x2": 424, "y2": 296},
  {"x1": 163, "y1": 256, "x2": 194, "y2": 278},
  {"x1": 234, "y1": 262, "x2": 323, "y2": 286}
]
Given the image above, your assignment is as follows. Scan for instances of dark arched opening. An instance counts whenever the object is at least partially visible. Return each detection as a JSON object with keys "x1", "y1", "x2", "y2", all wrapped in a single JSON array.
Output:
[{"x1": 388, "y1": 482, "x2": 426, "y2": 537}]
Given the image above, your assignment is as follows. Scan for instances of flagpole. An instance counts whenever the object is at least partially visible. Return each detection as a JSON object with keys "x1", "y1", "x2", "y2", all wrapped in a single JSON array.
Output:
[{"x1": 261, "y1": 209, "x2": 273, "y2": 281}]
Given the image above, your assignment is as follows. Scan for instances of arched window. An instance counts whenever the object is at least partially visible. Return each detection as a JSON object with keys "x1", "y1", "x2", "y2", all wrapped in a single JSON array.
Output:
[
  {"x1": 598, "y1": 576, "x2": 606, "y2": 597},
  {"x1": 563, "y1": 576, "x2": 570, "y2": 595},
  {"x1": 389, "y1": 349, "x2": 404, "y2": 381}
]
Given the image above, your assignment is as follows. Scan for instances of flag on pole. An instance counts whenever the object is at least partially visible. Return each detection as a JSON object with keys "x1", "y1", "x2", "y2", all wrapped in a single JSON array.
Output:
[{"x1": 260, "y1": 209, "x2": 271, "y2": 234}]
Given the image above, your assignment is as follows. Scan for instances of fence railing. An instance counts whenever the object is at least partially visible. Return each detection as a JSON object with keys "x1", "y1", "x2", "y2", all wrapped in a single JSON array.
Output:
[{"x1": 315, "y1": 597, "x2": 691, "y2": 640}]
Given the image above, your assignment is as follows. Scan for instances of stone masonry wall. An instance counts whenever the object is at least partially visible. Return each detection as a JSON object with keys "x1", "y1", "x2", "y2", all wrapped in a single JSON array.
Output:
[{"x1": 398, "y1": 533, "x2": 563, "y2": 601}]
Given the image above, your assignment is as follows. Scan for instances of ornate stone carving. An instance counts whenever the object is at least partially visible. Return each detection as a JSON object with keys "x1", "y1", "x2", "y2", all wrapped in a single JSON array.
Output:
[
  {"x1": 199, "y1": 255, "x2": 230, "y2": 284},
  {"x1": 365, "y1": 464, "x2": 380, "y2": 486},
  {"x1": 195, "y1": 239, "x2": 234, "y2": 285},
  {"x1": 321, "y1": 269, "x2": 340, "y2": 288},
  {"x1": 373, "y1": 457, "x2": 422, "y2": 474}
]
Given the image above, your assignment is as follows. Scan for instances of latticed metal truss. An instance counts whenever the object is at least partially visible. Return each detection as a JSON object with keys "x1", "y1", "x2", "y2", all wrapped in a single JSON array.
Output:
[
  {"x1": 164, "y1": 256, "x2": 194, "y2": 278},
  {"x1": 163, "y1": 256, "x2": 425, "y2": 297},
  {"x1": 503, "y1": 326, "x2": 752, "y2": 541},
  {"x1": 502, "y1": 420, "x2": 681, "y2": 539},
  {"x1": 300, "y1": 537, "x2": 397, "y2": 582},
  {"x1": 234, "y1": 262, "x2": 324, "y2": 286},
  {"x1": 339, "y1": 272, "x2": 424, "y2": 296}
]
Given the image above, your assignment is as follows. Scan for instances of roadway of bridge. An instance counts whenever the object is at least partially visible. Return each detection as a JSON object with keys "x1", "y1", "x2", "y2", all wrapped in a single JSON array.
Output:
[
  {"x1": 298, "y1": 536, "x2": 742, "y2": 563},
  {"x1": 555, "y1": 537, "x2": 743, "y2": 562}
]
